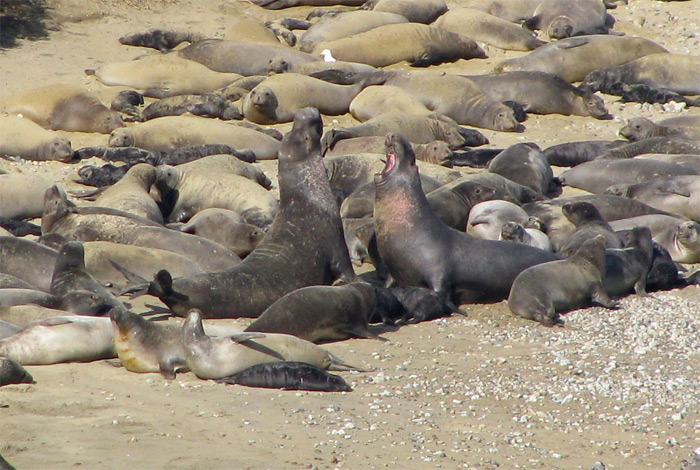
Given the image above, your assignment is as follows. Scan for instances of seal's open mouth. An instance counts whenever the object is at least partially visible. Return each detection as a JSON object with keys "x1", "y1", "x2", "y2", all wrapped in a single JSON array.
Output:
[{"x1": 383, "y1": 151, "x2": 396, "y2": 174}]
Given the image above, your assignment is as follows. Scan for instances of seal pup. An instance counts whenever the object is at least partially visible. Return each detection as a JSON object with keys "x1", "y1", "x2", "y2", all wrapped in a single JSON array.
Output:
[
  {"x1": 559, "y1": 201, "x2": 623, "y2": 257},
  {"x1": 0, "y1": 357, "x2": 34, "y2": 387},
  {"x1": 619, "y1": 117, "x2": 700, "y2": 142},
  {"x1": 374, "y1": 133, "x2": 560, "y2": 308},
  {"x1": 215, "y1": 361, "x2": 352, "y2": 392},
  {"x1": 543, "y1": 140, "x2": 626, "y2": 167},
  {"x1": 0, "y1": 116, "x2": 73, "y2": 162},
  {"x1": 182, "y1": 310, "x2": 357, "y2": 380},
  {"x1": 0, "y1": 316, "x2": 115, "y2": 365},
  {"x1": 500, "y1": 221, "x2": 553, "y2": 251},
  {"x1": 245, "y1": 281, "x2": 402, "y2": 342},
  {"x1": 140, "y1": 108, "x2": 356, "y2": 318},
  {"x1": 508, "y1": 236, "x2": 617, "y2": 326},
  {"x1": 1, "y1": 84, "x2": 124, "y2": 134},
  {"x1": 603, "y1": 226, "x2": 654, "y2": 297},
  {"x1": 466, "y1": 200, "x2": 532, "y2": 239},
  {"x1": 110, "y1": 309, "x2": 187, "y2": 379}
]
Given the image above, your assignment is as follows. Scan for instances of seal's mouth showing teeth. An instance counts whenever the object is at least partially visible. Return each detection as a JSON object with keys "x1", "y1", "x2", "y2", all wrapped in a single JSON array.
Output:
[{"x1": 383, "y1": 151, "x2": 396, "y2": 174}]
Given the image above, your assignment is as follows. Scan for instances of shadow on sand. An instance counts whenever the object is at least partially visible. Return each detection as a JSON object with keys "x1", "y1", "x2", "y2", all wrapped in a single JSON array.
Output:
[{"x1": 0, "y1": 0, "x2": 51, "y2": 49}]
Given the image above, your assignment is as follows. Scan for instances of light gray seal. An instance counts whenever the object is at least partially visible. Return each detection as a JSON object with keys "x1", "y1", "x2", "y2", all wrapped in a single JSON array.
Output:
[
  {"x1": 508, "y1": 236, "x2": 616, "y2": 326},
  {"x1": 605, "y1": 176, "x2": 700, "y2": 222},
  {"x1": 618, "y1": 117, "x2": 700, "y2": 142},
  {"x1": 610, "y1": 215, "x2": 700, "y2": 263}
]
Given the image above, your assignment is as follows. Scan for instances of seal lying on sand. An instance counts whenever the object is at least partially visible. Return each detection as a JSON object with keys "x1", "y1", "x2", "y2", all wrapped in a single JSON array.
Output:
[
  {"x1": 0, "y1": 116, "x2": 73, "y2": 162},
  {"x1": 215, "y1": 361, "x2": 352, "y2": 392}
]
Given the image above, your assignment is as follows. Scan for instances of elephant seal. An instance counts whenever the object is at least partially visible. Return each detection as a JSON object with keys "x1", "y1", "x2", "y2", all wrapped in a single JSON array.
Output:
[
  {"x1": 110, "y1": 310, "x2": 187, "y2": 379},
  {"x1": 611, "y1": 83, "x2": 700, "y2": 107},
  {"x1": 559, "y1": 158, "x2": 697, "y2": 194},
  {"x1": 312, "y1": 23, "x2": 486, "y2": 68},
  {"x1": 0, "y1": 357, "x2": 34, "y2": 387},
  {"x1": 619, "y1": 117, "x2": 700, "y2": 142},
  {"x1": 467, "y1": 200, "x2": 533, "y2": 239},
  {"x1": 182, "y1": 310, "x2": 356, "y2": 380},
  {"x1": 0, "y1": 452, "x2": 16, "y2": 470},
  {"x1": 88, "y1": 54, "x2": 242, "y2": 98},
  {"x1": 580, "y1": 53, "x2": 700, "y2": 96},
  {"x1": 87, "y1": 164, "x2": 162, "y2": 224},
  {"x1": 0, "y1": 174, "x2": 54, "y2": 220},
  {"x1": 323, "y1": 113, "x2": 488, "y2": 154},
  {"x1": 500, "y1": 221, "x2": 553, "y2": 251},
  {"x1": 610, "y1": 215, "x2": 700, "y2": 264},
  {"x1": 242, "y1": 72, "x2": 383, "y2": 124},
  {"x1": 507, "y1": 236, "x2": 616, "y2": 326},
  {"x1": 42, "y1": 185, "x2": 242, "y2": 272},
  {"x1": 523, "y1": 0, "x2": 614, "y2": 39},
  {"x1": 367, "y1": 0, "x2": 447, "y2": 24},
  {"x1": 139, "y1": 108, "x2": 356, "y2": 318},
  {"x1": 0, "y1": 316, "x2": 115, "y2": 365},
  {"x1": 341, "y1": 174, "x2": 443, "y2": 218},
  {"x1": 374, "y1": 133, "x2": 560, "y2": 308},
  {"x1": 298, "y1": 10, "x2": 408, "y2": 53},
  {"x1": 596, "y1": 138, "x2": 700, "y2": 161},
  {"x1": 458, "y1": 0, "x2": 541, "y2": 23},
  {"x1": 0, "y1": 237, "x2": 59, "y2": 293},
  {"x1": 435, "y1": 7, "x2": 545, "y2": 51},
  {"x1": 325, "y1": 136, "x2": 454, "y2": 167},
  {"x1": 0, "y1": 289, "x2": 104, "y2": 316},
  {"x1": 0, "y1": 319, "x2": 20, "y2": 340},
  {"x1": 50, "y1": 241, "x2": 127, "y2": 315},
  {"x1": 119, "y1": 29, "x2": 202, "y2": 52},
  {"x1": 0, "y1": 116, "x2": 73, "y2": 162},
  {"x1": 1, "y1": 84, "x2": 124, "y2": 134},
  {"x1": 179, "y1": 39, "x2": 319, "y2": 76},
  {"x1": 603, "y1": 226, "x2": 654, "y2": 297},
  {"x1": 605, "y1": 176, "x2": 700, "y2": 222},
  {"x1": 155, "y1": 164, "x2": 278, "y2": 226},
  {"x1": 215, "y1": 361, "x2": 352, "y2": 392},
  {"x1": 385, "y1": 71, "x2": 520, "y2": 131},
  {"x1": 543, "y1": 140, "x2": 626, "y2": 167},
  {"x1": 140, "y1": 93, "x2": 242, "y2": 121},
  {"x1": 169, "y1": 209, "x2": 265, "y2": 258},
  {"x1": 349, "y1": 85, "x2": 432, "y2": 122},
  {"x1": 245, "y1": 281, "x2": 402, "y2": 342},
  {"x1": 467, "y1": 71, "x2": 611, "y2": 119},
  {"x1": 495, "y1": 35, "x2": 668, "y2": 83},
  {"x1": 488, "y1": 143, "x2": 555, "y2": 195},
  {"x1": 167, "y1": 153, "x2": 271, "y2": 188},
  {"x1": 108, "y1": 116, "x2": 280, "y2": 160},
  {"x1": 249, "y1": 0, "x2": 365, "y2": 9},
  {"x1": 559, "y1": 201, "x2": 622, "y2": 257}
]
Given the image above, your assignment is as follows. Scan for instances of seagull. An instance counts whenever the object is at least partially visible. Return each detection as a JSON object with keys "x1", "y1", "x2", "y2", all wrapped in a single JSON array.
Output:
[{"x1": 321, "y1": 49, "x2": 336, "y2": 63}]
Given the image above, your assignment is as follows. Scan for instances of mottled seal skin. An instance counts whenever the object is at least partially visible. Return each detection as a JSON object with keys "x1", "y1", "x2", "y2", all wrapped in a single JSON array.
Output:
[
  {"x1": 110, "y1": 90, "x2": 144, "y2": 120},
  {"x1": 89, "y1": 54, "x2": 242, "y2": 98},
  {"x1": 142, "y1": 108, "x2": 356, "y2": 318},
  {"x1": 0, "y1": 116, "x2": 73, "y2": 162},
  {"x1": 543, "y1": 140, "x2": 626, "y2": 167},
  {"x1": 523, "y1": 0, "x2": 613, "y2": 39},
  {"x1": 312, "y1": 23, "x2": 486, "y2": 68},
  {"x1": 488, "y1": 143, "x2": 555, "y2": 196},
  {"x1": 495, "y1": 35, "x2": 669, "y2": 83},
  {"x1": 579, "y1": 53, "x2": 700, "y2": 96},
  {"x1": 374, "y1": 133, "x2": 560, "y2": 309},
  {"x1": 436, "y1": 7, "x2": 545, "y2": 51},
  {"x1": 603, "y1": 226, "x2": 654, "y2": 297},
  {"x1": 385, "y1": 71, "x2": 520, "y2": 132},
  {"x1": 612, "y1": 83, "x2": 700, "y2": 108},
  {"x1": 322, "y1": 113, "x2": 488, "y2": 154},
  {"x1": 559, "y1": 201, "x2": 623, "y2": 257},
  {"x1": 182, "y1": 310, "x2": 346, "y2": 380},
  {"x1": 110, "y1": 310, "x2": 187, "y2": 379},
  {"x1": 467, "y1": 71, "x2": 611, "y2": 119},
  {"x1": 50, "y1": 241, "x2": 126, "y2": 315},
  {"x1": 610, "y1": 215, "x2": 700, "y2": 264},
  {"x1": 0, "y1": 357, "x2": 34, "y2": 387},
  {"x1": 508, "y1": 236, "x2": 616, "y2": 326},
  {"x1": 500, "y1": 221, "x2": 553, "y2": 252},
  {"x1": 0, "y1": 316, "x2": 115, "y2": 365},
  {"x1": 245, "y1": 281, "x2": 402, "y2": 342},
  {"x1": 606, "y1": 176, "x2": 700, "y2": 222},
  {"x1": 1, "y1": 84, "x2": 124, "y2": 134},
  {"x1": 596, "y1": 138, "x2": 700, "y2": 161},
  {"x1": 179, "y1": 38, "x2": 319, "y2": 76},
  {"x1": 119, "y1": 29, "x2": 202, "y2": 52},
  {"x1": 216, "y1": 361, "x2": 352, "y2": 392},
  {"x1": 298, "y1": 10, "x2": 407, "y2": 53},
  {"x1": 559, "y1": 158, "x2": 697, "y2": 194},
  {"x1": 141, "y1": 93, "x2": 242, "y2": 121}
]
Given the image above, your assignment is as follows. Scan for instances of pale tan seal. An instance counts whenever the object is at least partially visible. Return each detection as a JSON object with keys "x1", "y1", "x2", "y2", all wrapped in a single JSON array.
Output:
[
  {"x1": 0, "y1": 174, "x2": 54, "y2": 220},
  {"x1": 349, "y1": 85, "x2": 431, "y2": 122},
  {"x1": 0, "y1": 116, "x2": 73, "y2": 162},
  {"x1": 1, "y1": 84, "x2": 124, "y2": 134}
]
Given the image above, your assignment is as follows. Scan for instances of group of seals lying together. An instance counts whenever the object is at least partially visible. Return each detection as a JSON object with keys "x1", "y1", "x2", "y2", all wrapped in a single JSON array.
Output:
[{"x1": 1, "y1": 0, "x2": 700, "y2": 400}]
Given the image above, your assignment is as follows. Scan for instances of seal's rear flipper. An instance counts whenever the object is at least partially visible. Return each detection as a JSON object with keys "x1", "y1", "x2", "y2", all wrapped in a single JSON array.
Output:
[
  {"x1": 149, "y1": 270, "x2": 189, "y2": 302},
  {"x1": 109, "y1": 260, "x2": 148, "y2": 285},
  {"x1": 327, "y1": 352, "x2": 374, "y2": 372}
]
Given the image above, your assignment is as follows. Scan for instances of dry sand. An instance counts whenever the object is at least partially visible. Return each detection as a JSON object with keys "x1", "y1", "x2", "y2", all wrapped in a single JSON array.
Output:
[{"x1": 1, "y1": 0, "x2": 700, "y2": 469}]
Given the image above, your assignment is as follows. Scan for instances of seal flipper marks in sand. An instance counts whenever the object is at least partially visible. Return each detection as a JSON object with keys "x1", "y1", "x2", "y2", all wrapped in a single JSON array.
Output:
[
  {"x1": 144, "y1": 108, "x2": 356, "y2": 318},
  {"x1": 373, "y1": 134, "x2": 560, "y2": 310}
]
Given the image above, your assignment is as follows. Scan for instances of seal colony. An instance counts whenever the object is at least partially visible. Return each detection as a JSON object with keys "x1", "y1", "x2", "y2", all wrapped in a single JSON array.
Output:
[{"x1": 1, "y1": 0, "x2": 700, "y2": 466}]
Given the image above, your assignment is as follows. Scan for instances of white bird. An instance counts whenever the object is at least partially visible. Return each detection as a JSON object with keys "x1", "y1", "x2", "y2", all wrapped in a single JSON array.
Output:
[{"x1": 321, "y1": 49, "x2": 336, "y2": 63}]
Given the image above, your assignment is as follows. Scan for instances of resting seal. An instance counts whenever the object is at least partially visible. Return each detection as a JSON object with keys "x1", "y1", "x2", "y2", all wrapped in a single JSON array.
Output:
[
  {"x1": 0, "y1": 116, "x2": 73, "y2": 162},
  {"x1": 508, "y1": 236, "x2": 616, "y2": 326},
  {"x1": 603, "y1": 226, "x2": 654, "y2": 297},
  {"x1": 0, "y1": 357, "x2": 34, "y2": 387},
  {"x1": 374, "y1": 133, "x2": 559, "y2": 308},
  {"x1": 610, "y1": 215, "x2": 700, "y2": 264},
  {"x1": 141, "y1": 108, "x2": 356, "y2": 318},
  {"x1": 618, "y1": 117, "x2": 700, "y2": 142},
  {"x1": 215, "y1": 361, "x2": 352, "y2": 392},
  {"x1": 605, "y1": 176, "x2": 700, "y2": 222},
  {"x1": 559, "y1": 201, "x2": 622, "y2": 257},
  {"x1": 523, "y1": 0, "x2": 614, "y2": 39}
]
